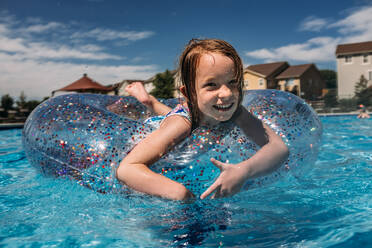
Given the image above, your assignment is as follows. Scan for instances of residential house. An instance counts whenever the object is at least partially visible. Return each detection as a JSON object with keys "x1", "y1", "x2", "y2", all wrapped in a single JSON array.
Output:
[
  {"x1": 108, "y1": 79, "x2": 154, "y2": 96},
  {"x1": 276, "y1": 64, "x2": 324, "y2": 100},
  {"x1": 335, "y1": 41, "x2": 372, "y2": 99},
  {"x1": 109, "y1": 70, "x2": 180, "y2": 98},
  {"x1": 244, "y1": 62, "x2": 289, "y2": 90},
  {"x1": 244, "y1": 62, "x2": 324, "y2": 100}
]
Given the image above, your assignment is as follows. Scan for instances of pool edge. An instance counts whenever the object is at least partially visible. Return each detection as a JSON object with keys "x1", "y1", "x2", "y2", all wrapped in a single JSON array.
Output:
[{"x1": 0, "y1": 123, "x2": 24, "y2": 130}]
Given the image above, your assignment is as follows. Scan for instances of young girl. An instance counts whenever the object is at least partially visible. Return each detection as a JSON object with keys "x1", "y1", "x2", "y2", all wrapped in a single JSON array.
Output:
[
  {"x1": 357, "y1": 104, "x2": 370, "y2": 119},
  {"x1": 116, "y1": 39, "x2": 289, "y2": 201}
]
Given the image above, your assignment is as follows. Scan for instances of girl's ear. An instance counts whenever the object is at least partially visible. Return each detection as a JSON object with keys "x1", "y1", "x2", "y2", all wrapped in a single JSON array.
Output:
[{"x1": 179, "y1": 86, "x2": 188, "y2": 99}]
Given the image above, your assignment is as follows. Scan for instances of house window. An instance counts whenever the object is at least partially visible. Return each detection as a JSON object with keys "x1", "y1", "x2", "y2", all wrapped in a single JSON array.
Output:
[
  {"x1": 363, "y1": 54, "x2": 369, "y2": 63},
  {"x1": 345, "y1": 56, "x2": 352, "y2": 63},
  {"x1": 285, "y1": 79, "x2": 295, "y2": 86},
  {"x1": 244, "y1": 80, "x2": 249, "y2": 88},
  {"x1": 369, "y1": 71, "x2": 372, "y2": 81},
  {"x1": 259, "y1": 79, "x2": 264, "y2": 86}
]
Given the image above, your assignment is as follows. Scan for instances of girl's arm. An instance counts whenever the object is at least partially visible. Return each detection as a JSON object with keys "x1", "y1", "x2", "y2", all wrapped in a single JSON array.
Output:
[
  {"x1": 117, "y1": 116, "x2": 194, "y2": 201},
  {"x1": 143, "y1": 95, "x2": 172, "y2": 116},
  {"x1": 201, "y1": 106, "x2": 289, "y2": 199}
]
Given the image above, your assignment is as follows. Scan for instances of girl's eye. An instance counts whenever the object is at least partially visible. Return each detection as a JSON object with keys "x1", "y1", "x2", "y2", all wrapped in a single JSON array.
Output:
[{"x1": 204, "y1": 82, "x2": 216, "y2": 88}]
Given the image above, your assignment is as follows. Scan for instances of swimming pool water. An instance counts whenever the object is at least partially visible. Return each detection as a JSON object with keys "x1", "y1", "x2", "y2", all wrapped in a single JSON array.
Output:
[{"x1": 0, "y1": 116, "x2": 371, "y2": 247}]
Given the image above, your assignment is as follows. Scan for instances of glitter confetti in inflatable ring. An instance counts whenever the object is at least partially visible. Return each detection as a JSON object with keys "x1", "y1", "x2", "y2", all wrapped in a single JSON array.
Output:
[{"x1": 22, "y1": 90, "x2": 322, "y2": 195}]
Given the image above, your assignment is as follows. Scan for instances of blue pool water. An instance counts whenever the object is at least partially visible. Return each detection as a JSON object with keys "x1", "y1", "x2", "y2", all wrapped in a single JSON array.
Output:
[{"x1": 1, "y1": 116, "x2": 371, "y2": 247}]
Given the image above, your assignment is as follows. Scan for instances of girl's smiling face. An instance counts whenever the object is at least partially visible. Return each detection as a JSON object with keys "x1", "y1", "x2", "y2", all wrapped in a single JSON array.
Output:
[{"x1": 195, "y1": 52, "x2": 239, "y2": 125}]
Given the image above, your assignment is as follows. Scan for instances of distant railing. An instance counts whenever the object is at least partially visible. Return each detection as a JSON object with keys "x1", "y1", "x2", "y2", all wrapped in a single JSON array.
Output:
[{"x1": 0, "y1": 108, "x2": 29, "y2": 123}]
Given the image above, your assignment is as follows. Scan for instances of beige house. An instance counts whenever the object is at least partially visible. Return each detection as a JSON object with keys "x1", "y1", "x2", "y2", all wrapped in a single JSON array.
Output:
[
  {"x1": 336, "y1": 41, "x2": 372, "y2": 99},
  {"x1": 244, "y1": 62, "x2": 289, "y2": 90},
  {"x1": 244, "y1": 62, "x2": 324, "y2": 100}
]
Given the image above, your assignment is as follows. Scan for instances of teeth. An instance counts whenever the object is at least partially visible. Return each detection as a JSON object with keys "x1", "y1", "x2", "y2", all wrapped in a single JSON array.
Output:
[{"x1": 214, "y1": 103, "x2": 233, "y2": 109}]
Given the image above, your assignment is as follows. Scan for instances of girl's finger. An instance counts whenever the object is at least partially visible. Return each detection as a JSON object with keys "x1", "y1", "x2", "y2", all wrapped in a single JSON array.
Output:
[
  {"x1": 210, "y1": 158, "x2": 226, "y2": 170},
  {"x1": 200, "y1": 181, "x2": 220, "y2": 199}
]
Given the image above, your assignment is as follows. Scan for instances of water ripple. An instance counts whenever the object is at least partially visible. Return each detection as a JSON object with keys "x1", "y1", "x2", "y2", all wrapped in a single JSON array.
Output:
[{"x1": 1, "y1": 117, "x2": 371, "y2": 247}]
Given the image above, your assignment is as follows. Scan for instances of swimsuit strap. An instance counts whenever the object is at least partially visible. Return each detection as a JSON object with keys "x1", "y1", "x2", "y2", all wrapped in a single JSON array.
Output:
[
  {"x1": 164, "y1": 104, "x2": 191, "y2": 123},
  {"x1": 144, "y1": 104, "x2": 191, "y2": 129}
]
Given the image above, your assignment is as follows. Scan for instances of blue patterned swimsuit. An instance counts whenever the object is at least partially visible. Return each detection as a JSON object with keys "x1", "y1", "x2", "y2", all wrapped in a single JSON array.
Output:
[
  {"x1": 144, "y1": 104, "x2": 191, "y2": 129},
  {"x1": 164, "y1": 104, "x2": 191, "y2": 122}
]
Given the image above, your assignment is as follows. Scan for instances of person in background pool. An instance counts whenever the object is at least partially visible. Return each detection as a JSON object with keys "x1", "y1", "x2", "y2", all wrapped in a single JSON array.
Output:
[
  {"x1": 357, "y1": 104, "x2": 370, "y2": 119},
  {"x1": 116, "y1": 39, "x2": 289, "y2": 201}
]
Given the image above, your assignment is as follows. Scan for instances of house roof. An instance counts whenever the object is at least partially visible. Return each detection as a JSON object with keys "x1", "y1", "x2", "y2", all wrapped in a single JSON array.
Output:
[
  {"x1": 335, "y1": 41, "x2": 372, "y2": 55},
  {"x1": 245, "y1": 62, "x2": 289, "y2": 78},
  {"x1": 54, "y1": 74, "x2": 112, "y2": 93},
  {"x1": 276, "y1": 64, "x2": 314, "y2": 79}
]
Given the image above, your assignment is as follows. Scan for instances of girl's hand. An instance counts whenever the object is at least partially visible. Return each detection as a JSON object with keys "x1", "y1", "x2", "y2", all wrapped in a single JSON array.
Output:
[
  {"x1": 200, "y1": 158, "x2": 248, "y2": 199},
  {"x1": 125, "y1": 82, "x2": 151, "y2": 105}
]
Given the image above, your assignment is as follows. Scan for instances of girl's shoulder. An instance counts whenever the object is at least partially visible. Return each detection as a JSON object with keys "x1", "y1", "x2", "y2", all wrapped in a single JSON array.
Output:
[{"x1": 158, "y1": 104, "x2": 192, "y2": 141}]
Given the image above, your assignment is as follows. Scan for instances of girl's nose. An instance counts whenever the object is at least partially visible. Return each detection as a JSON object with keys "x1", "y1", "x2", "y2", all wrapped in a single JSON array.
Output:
[{"x1": 218, "y1": 85, "x2": 232, "y2": 99}]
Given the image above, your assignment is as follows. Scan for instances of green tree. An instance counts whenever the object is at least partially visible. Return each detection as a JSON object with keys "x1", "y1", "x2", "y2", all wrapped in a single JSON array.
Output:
[
  {"x1": 1, "y1": 94, "x2": 14, "y2": 111},
  {"x1": 320, "y1": 69, "x2": 337, "y2": 89},
  {"x1": 356, "y1": 88, "x2": 372, "y2": 107},
  {"x1": 361, "y1": 87, "x2": 372, "y2": 106},
  {"x1": 16, "y1": 91, "x2": 27, "y2": 109},
  {"x1": 354, "y1": 75, "x2": 371, "y2": 106},
  {"x1": 1, "y1": 94, "x2": 14, "y2": 117},
  {"x1": 150, "y1": 70, "x2": 175, "y2": 99},
  {"x1": 324, "y1": 89, "x2": 338, "y2": 107},
  {"x1": 354, "y1": 75, "x2": 368, "y2": 97},
  {"x1": 339, "y1": 98, "x2": 357, "y2": 112},
  {"x1": 25, "y1": 100, "x2": 41, "y2": 112}
]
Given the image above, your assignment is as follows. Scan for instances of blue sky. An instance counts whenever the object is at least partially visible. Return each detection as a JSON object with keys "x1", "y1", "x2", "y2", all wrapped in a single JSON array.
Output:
[{"x1": 1, "y1": 0, "x2": 372, "y2": 100}]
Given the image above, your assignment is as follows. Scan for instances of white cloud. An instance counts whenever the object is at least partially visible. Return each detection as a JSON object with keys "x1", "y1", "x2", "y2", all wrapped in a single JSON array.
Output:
[
  {"x1": 0, "y1": 52, "x2": 158, "y2": 100},
  {"x1": 0, "y1": 11, "x2": 158, "y2": 100},
  {"x1": 330, "y1": 7, "x2": 372, "y2": 33},
  {"x1": 330, "y1": 6, "x2": 372, "y2": 42},
  {"x1": 21, "y1": 22, "x2": 65, "y2": 33},
  {"x1": 71, "y1": 28, "x2": 155, "y2": 42},
  {"x1": 299, "y1": 16, "x2": 328, "y2": 32},
  {"x1": 245, "y1": 49, "x2": 276, "y2": 60},
  {"x1": 246, "y1": 37, "x2": 341, "y2": 63},
  {"x1": 0, "y1": 36, "x2": 27, "y2": 53},
  {"x1": 245, "y1": 6, "x2": 372, "y2": 64},
  {"x1": 0, "y1": 35, "x2": 122, "y2": 60},
  {"x1": 26, "y1": 42, "x2": 122, "y2": 60},
  {"x1": 0, "y1": 23, "x2": 8, "y2": 34},
  {"x1": 0, "y1": 14, "x2": 122, "y2": 60}
]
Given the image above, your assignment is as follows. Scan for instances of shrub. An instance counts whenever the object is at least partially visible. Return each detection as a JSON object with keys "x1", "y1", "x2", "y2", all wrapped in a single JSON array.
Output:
[{"x1": 150, "y1": 70, "x2": 175, "y2": 99}]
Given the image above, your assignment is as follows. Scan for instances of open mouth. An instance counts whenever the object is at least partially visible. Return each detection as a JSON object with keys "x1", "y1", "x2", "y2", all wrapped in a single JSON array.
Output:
[{"x1": 213, "y1": 103, "x2": 234, "y2": 111}]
